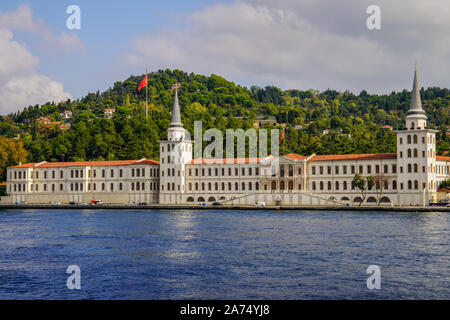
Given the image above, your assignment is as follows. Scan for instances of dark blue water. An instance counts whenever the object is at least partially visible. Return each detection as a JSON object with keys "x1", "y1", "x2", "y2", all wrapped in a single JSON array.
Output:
[{"x1": 0, "y1": 209, "x2": 448, "y2": 299}]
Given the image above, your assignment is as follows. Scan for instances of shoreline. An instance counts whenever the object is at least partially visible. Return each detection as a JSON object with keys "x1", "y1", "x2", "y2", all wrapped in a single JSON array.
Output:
[{"x1": 0, "y1": 204, "x2": 448, "y2": 212}]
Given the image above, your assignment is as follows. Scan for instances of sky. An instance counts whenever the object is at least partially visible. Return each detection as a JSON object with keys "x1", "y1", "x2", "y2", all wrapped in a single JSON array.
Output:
[{"x1": 0, "y1": 0, "x2": 449, "y2": 114}]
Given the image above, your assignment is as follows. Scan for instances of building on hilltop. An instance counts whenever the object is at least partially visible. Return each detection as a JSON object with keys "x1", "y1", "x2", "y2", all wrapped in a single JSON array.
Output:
[{"x1": 3, "y1": 67, "x2": 449, "y2": 206}]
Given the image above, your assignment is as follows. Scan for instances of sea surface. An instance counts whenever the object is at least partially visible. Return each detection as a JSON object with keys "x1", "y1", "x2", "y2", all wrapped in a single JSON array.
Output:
[{"x1": 0, "y1": 208, "x2": 448, "y2": 299}]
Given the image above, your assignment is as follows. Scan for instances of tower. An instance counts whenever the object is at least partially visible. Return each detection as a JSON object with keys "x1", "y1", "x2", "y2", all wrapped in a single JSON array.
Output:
[
  {"x1": 395, "y1": 66, "x2": 438, "y2": 205},
  {"x1": 159, "y1": 83, "x2": 193, "y2": 204}
]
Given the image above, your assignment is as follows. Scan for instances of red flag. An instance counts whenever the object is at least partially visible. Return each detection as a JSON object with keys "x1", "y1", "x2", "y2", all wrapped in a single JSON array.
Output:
[
  {"x1": 138, "y1": 73, "x2": 148, "y2": 92},
  {"x1": 279, "y1": 127, "x2": 285, "y2": 144}
]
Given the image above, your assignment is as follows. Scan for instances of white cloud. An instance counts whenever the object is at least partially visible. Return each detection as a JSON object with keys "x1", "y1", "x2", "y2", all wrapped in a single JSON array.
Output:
[
  {"x1": 123, "y1": 0, "x2": 450, "y2": 93},
  {"x1": 0, "y1": 75, "x2": 72, "y2": 113},
  {"x1": 0, "y1": 5, "x2": 76, "y2": 114},
  {"x1": 0, "y1": 4, "x2": 85, "y2": 53}
]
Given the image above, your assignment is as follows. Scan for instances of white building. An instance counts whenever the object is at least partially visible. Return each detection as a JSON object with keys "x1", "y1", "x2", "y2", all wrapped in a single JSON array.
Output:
[{"x1": 2, "y1": 67, "x2": 449, "y2": 206}]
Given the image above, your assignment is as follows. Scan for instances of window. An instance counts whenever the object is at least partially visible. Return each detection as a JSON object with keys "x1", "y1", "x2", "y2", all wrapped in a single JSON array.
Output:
[
  {"x1": 111, "y1": 169, "x2": 114, "y2": 178},
  {"x1": 312, "y1": 166, "x2": 316, "y2": 175},
  {"x1": 414, "y1": 149, "x2": 418, "y2": 157},
  {"x1": 335, "y1": 181, "x2": 339, "y2": 190},
  {"x1": 327, "y1": 166, "x2": 331, "y2": 175},
  {"x1": 343, "y1": 181, "x2": 347, "y2": 190},
  {"x1": 375, "y1": 165, "x2": 379, "y2": 174},
  {"x1": 384, "y1": 165, "x2": 388, "y2": 174},
  {"x1": 359, "y1": 165, "x2": 363, "y2": 174},
  {"x1": 392, "y1": 165, "x2": 396, "y2": 173},
  {"x1": 413, "y1": 135, "x2": 417, "y2": 143},
  {"x1": 312, "y1": 181, "x2": 316, "y2": 190},
  {"x1": 343, "y1": 166, "x2": 347, "y2": 174},
  {"x1": 407, "y1": 135, "x2": 411, "y2": 144},
  {"x1": 399, "y1": 137, "x2": 403, "y2": 144},
  {"x1": 392, "y1": 180, "x2": 397, "y2": 190},
  {"x1": 351, "y1": 166, "x2": 355, "y2": 174},
  {"x1": 408, "y1": 149, "x2": 412, "y2": 158},
  {"x1": 120, "y1": 169, "x2": 123, "y2": 178},
  {"x1": 102, "y1": 169, "x2": 105, "y2": 178},
  {"x1": 335, "y1": 166, "x2": 339, "y2": 175},
  {"x1": 320, "y1": 166, "x2": 323, "y2": 175},
  {"x1": 367, "y1": 165, "x2": 372, "y2": 174}
]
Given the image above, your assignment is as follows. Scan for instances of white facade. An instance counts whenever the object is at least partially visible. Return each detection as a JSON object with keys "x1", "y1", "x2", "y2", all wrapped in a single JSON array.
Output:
[{"x1": 2, "y1": 68, "x2": 449, "y2": 206}]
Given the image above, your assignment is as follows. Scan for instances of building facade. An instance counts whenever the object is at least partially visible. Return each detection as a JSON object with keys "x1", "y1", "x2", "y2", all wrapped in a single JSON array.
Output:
[{"x1": 3, "y1": 68, "x2": 449, "y2": 206}]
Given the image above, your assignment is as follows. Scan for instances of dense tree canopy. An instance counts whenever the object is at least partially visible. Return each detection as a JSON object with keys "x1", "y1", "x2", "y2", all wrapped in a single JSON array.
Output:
[{"x1": 0, "y1": 69, "x2": 448, "y2": 182}]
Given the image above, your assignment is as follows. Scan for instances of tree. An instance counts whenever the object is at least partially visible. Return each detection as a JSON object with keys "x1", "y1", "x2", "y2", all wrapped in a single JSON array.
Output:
[
  {"x1": 372, "y1": 173, "x2": 392, "y2": 206},
  {"x1": 439, "y1": 179, "x2": 450, "y2": 190},
  {"x1": 0, "y1": 137, "x2": 28, "y2": 182},
  {"x1": 352, "y1": 174, "x2": 374, "y2": 206}
]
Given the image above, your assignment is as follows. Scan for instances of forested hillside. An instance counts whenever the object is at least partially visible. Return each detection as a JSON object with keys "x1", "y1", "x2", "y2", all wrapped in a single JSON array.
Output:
[{"x1": 0, "y1": 69, "x2": 449, "y2": 181}]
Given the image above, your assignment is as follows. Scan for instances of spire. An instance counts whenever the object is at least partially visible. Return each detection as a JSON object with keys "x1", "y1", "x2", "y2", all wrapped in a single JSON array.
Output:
[
  {"x1": 170, "y1": 83, "x2": 183, "y2": 128},
  {"x1": 406, "y1": 64, "x2": 426, "y2": 118}
]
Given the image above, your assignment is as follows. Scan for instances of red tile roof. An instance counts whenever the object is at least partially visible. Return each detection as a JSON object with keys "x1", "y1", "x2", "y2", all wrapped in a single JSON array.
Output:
[
  {"x1": 9, "y1": 159, "x2": 159, "y2": 169},
  {"x1": 284, "y1": 153, "x2": 308, "y2": 160},
  {"x1": 310, "y1": 153, "x2": 397, "y2": 161},
  {"x1": 436, "y1": 155, "x2": 450, "y2": 162}
]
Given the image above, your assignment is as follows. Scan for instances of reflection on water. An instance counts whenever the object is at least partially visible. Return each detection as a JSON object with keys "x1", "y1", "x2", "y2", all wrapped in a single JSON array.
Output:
[{"x1": 0, "y1": 209, "x2": 448, "y2": 299}]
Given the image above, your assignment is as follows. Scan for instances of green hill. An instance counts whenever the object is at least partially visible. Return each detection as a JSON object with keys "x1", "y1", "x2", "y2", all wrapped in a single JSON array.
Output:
[{"x1": 1, "y1": 69, "x2": 449, "y2": 168}]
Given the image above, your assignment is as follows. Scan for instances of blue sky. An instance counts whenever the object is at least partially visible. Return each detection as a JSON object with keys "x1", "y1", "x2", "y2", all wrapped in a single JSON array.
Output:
[
  {"x1": 1, "y1": 0, "x2": 223, "y2": 98},
  {"x1": 0, "y1": 0, "x2": 449, "y2": 114}
]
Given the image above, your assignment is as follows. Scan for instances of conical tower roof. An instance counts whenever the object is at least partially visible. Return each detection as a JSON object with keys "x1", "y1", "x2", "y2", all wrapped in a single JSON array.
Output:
[
  {"x1": 406, "y1": 65, "x2": 427, "y2": 119},
  {"x1": 170, "y1": 87, "x2": 183, "y2": 128}
]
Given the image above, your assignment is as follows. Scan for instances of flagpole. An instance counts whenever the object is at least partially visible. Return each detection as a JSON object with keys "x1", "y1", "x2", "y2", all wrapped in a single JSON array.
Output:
[{"x1": 145, "y1": 69, "x2": 148, "y2": 119}]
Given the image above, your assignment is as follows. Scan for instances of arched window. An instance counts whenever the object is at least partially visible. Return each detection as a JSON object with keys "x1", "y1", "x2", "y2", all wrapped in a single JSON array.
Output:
[
  {"x1": 235, "y1": 182, "x2": 239, "y2": 190},
  {"x1": 407, "y1": 135, "x2": 411, "y2": 144},
  {"x1": 280, "y1": 181, "x2": 285, "y2": 190},
  {"x1": 392, "y1": 180, "x2": 397, "y2": 190},
  {"x1": 189, "y1": 183, "x2": 192, "y2": 191},
  {"x1": 256, "y1": 182, "x2": 259, "y2": 190},
  {"x1": 187, "y1": 197, "x2": 194, "y2": 202},
  {"x1": 110, "y1": 183, "x2": 114, "y2": 191},
  {"x1": 343, "y1": 181, "x2": 347, "y2": 190},
  {"x1": 242, "y1": 182, "x2": 245, "y2": 191},
  {"x1": 408, "y1": 149, "x2": 412, "y2": 157},
  {"x1": 414, "y1": 180, "x2": 418, "y2": 189},
  {"x1": 414, "y1": 163, "x2": 418, "y2": 173},
  {"x1": 414, "y1": 149, "x2": 418, "y2": 157},
  {"x1": 413, "y1": 135, "x2": 417, "y2": 143},
  {"x1": 320, "y1": 181, "x2": 324, "y2": 190},
  {"x1": 408, "y1": 180, "x2": 412, "y2": 189},
  {"x1": 271, "y1": 181, "x2": 276, "y2": 190},
  {"x1": 327, "y1": 181, "x2": 331, "y2": 190},
  {"x1": 312, "y1": 181, "x2": 316, "y2": 190},
  {"x1": 335, "y1": 181, "x2": 339, "y2": 190}
]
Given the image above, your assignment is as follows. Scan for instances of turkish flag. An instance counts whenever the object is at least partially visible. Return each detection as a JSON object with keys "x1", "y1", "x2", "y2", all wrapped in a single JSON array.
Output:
[
  {"x1": 279, "y1": 127, "x2": 285, "y2": 144},
  {"x1": 138, "y1": 73, "x2": 148, "y2": 92}
]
